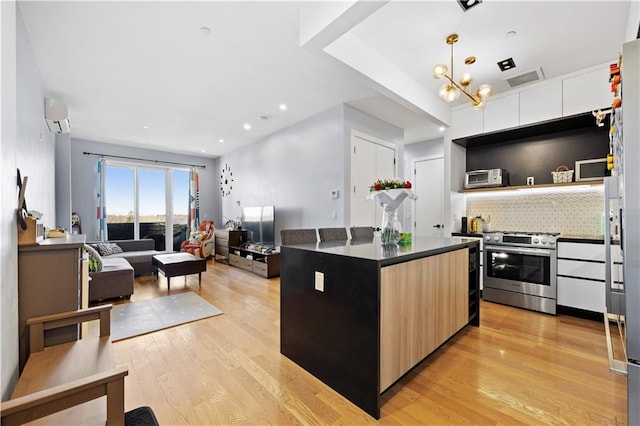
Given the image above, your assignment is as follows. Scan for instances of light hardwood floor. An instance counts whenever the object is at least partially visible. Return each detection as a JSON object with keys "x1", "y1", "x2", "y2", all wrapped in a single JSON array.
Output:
[{"x1": 110, "y1": 259, "x2": 627, "y2": 425}]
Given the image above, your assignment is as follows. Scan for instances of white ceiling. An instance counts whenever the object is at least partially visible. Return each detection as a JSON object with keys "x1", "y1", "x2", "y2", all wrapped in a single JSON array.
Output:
[{"x1": 19, "y1": 1, "x2": 633, "y2": 158}]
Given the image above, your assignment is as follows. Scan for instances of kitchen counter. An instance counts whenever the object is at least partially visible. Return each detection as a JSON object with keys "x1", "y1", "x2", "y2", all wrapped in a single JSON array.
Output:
[
  {"x1": 558, "y1": 235, "x2": 604, "y2": 243},
  {"x1": 280, "y1": 236, "x2": 479, "y2": 419},
  {"x1": 452, "y1": 232, "x2": 484, "y2": 238},
  {"x1": 558, "y1": 235, "x2": 621, "y2": 244},
  {"x1": 452, "y1": 232, "x2": 620, "y2": 245}
]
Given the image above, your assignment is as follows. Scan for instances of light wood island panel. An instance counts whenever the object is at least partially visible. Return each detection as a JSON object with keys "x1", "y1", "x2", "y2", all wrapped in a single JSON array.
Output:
[{"x1": 380, "y1": 248, "x2": 469, "y2": 390}]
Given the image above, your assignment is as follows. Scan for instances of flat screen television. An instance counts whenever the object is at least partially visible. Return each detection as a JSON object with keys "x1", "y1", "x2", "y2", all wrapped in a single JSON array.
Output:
[{"x1": 241, "y1": 205, "x2": 275, "y2": 247}]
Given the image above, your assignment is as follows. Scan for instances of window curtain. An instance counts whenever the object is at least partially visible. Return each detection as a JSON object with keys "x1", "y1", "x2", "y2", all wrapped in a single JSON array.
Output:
[
  {"x1": 189, "y1": 168, "x2": 200, "y2": 235},
  {"x1": 95, "y1": 157, "x2": 108, "y2": 241}
]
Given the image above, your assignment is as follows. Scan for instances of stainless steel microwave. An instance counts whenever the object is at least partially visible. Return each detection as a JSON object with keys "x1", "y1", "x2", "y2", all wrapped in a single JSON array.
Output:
[
  {"x1": 465, "y1": 169, "x2": 508, "y2": 189},
  {"x1": 575, "y1": 158, "x2": 609, "y2": 181}
]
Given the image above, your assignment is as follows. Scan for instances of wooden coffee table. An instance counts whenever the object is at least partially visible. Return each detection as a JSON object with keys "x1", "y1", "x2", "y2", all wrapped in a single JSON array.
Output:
[{"x1": 152, "y1": 253, "x2": 207, "y2": 291}]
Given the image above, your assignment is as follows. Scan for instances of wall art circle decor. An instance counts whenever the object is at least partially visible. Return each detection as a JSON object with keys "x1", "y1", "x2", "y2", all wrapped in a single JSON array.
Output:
[{"x1": 220, "y1": 163, "x2": 233, "y2": 197}]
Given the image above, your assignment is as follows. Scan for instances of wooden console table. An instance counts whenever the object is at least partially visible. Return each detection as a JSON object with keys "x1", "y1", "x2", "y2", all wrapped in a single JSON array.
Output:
[{"x1": 17, "y1": 235, "x2": 86, "y2": 372}]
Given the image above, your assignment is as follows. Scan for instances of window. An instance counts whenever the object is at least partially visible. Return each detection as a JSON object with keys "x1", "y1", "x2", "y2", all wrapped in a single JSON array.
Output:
[
  {"x1": 105, "y1": 163, "x2": 189, "y2": 250},
  {"x1": 104, "y1": 166, "x2": 135, "y2": 240},
  {"x1": 172, "y1": 170, "x2": 189, "y2": 250}
]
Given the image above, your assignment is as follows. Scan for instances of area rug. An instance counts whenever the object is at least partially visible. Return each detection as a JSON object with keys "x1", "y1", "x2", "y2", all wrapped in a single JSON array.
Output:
[{"x1": 111, "y1": 292, "x2": 223, "y2": 341}]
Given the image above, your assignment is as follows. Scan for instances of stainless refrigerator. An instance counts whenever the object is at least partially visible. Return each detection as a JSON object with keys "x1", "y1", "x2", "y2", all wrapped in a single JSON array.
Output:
[
  {"x1": 622, "y1": 37, "x2": 640, "y2": 425},
  {"x1": 605, "y1": 37, "x2": 640, "y2": 424}
]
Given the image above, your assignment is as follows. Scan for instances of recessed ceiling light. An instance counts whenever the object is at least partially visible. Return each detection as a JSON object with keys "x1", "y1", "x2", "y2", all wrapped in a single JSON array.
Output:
[
  {"x1": 200, "y1": 26, "x2": 211, "y2": 35},
  {"x1": 219, "y1": 139, "x2": 224, "y2": 143},
  {"x1": 201, "y1": 149, "x2": 206, "y2": 153},
  {"x1": 439, "y1": 126, "x2": 445, "y2": 132},
  {"x1": 497, "y1": 57, "x2": 516, "y2": 72},
  {"x1": 243, "y1": 123, "x2": 251, "y2": 131},
  {"x1": 279, "y1": 104, "x2": 287, "y2": 111},
  {"x1": 457, "y1": 0, "x2": 483, "y2": 12},
  {"x1": 143, "y1": 125, "x2": 149, "y2": 129}
]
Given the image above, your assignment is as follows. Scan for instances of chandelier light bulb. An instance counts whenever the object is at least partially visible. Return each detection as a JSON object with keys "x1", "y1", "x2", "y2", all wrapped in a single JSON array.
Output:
[
  {"x1": 448, "y1": 87, "x2": 461, "y2": 102},
  {"x1": 439, "y1": 84, "x2": 460, "y2": 102},
  {"x1": 460, "y1": 72, "x2": 473, "y2": 86},
  {"x1": 439, "y1": 83, "x2": 450, "y2": 99},
  {"x1": 433, "y1": 64, "x2": 448, "y2": 79},
  {"x1": 477, "y1": 84, "x2": 492, "y2": 98}
]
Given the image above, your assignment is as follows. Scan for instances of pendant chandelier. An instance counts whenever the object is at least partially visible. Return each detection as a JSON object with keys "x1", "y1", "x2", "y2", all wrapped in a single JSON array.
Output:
[{"x1": 433, "y1": 33, "x2": 491, "y2": 109}]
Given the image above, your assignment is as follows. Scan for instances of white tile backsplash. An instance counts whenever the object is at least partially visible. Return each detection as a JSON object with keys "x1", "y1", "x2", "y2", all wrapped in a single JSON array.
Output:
[{"x1": 466, "y1": 187, "x2": 604, "y2": 236}]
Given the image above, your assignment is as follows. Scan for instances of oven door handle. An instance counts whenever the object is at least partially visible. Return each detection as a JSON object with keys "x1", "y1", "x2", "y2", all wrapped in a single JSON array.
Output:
[{"x1": 485, "y1": 245, "x2": 554, "y2": 257}]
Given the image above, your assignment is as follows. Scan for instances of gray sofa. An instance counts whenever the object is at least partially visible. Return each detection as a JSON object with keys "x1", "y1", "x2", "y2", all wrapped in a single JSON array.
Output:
[{"x1": 88, "y1": 239, "x2": 166, "y2": 302}]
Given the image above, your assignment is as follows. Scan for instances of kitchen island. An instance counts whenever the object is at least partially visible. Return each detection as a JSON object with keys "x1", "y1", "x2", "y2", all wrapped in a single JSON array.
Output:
[{"x1": 280, "y1": 236, "x2": 480, "y2": 419}]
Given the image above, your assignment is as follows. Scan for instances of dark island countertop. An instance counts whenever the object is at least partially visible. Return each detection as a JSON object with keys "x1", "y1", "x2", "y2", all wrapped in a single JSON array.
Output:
[{"x1": 281, "y1": 236, "x2": 479, "y2": 267}]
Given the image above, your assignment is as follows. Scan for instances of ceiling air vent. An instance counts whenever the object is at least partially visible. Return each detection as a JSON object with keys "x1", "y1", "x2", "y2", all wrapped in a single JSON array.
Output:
[{"x1": 505, "y1": 68, "x2": 545, "y2": 88}]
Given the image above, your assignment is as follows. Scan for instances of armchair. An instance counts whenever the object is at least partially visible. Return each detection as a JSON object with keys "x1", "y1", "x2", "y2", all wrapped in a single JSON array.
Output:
[
  {"x1": 181, "y1": 220, "x2": 215, "y2": 258},
  {"x1": 0, "y1": 305, "x2": 129, "y2": 426}
]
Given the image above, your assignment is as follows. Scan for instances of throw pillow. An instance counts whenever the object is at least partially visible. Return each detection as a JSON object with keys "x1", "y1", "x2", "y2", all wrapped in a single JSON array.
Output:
[
  {"x1": 189, "y1": 231, "x2": 207, "y2": 244},
  {"x1": 83, "y1": 244, "x2": 103, "y2": 272},
  {"x1": 93, "y1": 242, "x2": 123, "y2": 256}
]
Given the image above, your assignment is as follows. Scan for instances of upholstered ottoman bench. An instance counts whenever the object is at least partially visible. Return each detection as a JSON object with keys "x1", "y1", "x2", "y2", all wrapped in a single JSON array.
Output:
[{"x1": 152, "y1": 253, "x2": 206, "y2": 291}]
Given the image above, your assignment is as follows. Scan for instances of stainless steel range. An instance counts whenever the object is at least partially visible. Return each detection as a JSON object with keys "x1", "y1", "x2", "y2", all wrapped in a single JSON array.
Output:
[{"x1": 483, "y1": 231, "x2": 559, "y2": 315}]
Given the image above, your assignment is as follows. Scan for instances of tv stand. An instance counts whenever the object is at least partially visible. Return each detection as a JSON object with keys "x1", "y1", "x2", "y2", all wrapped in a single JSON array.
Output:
[
  {"x1": 214, "y1": 229, "x2": 247, "y2": 262},
  {"x1": 228, "y1": 245, "x2": 280, "y2": 278}
]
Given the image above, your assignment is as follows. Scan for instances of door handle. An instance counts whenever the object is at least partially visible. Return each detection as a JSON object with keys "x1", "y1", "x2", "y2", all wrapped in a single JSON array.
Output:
[{"x1": 433, "y1": 224, "x2": 443, "y2": 229}]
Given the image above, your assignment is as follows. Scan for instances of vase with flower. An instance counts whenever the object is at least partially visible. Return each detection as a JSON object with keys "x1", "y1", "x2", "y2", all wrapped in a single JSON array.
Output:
[{"x1": 366, "y1": 179, "x2": 416, "y2": 245}]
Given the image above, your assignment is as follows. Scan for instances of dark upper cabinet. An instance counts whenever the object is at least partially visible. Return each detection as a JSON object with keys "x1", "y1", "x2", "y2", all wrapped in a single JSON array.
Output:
[{"x1": 459, "y1": 112, "x2": 610, "y2": 186}]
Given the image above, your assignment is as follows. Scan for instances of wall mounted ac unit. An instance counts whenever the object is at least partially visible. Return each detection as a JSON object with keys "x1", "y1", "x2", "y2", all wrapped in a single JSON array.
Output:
[{"x1": 45, "y1": 97, "x2": 71, "y2": 134}]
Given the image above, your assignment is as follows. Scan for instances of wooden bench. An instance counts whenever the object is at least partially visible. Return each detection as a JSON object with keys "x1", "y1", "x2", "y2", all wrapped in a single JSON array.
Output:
[{"x1": 1, "y1": 305, "x2": 128, "y2": 426}]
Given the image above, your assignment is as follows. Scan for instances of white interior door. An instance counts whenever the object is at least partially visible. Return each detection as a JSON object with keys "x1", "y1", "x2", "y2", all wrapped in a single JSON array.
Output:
[
  {"x1": 375, "y1": 144, "x2": 396, "y2": 226},
  {"x1": 350, "y1": 133, "x2": 396, "y2": 228},
  {"x1": 413, "y1": 156, "x2": 444, "y2": 237}
]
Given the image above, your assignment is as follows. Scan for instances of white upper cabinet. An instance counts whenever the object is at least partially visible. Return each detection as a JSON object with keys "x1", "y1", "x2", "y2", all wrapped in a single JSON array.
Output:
[
  {"x1": 519, "y1": 80, "x2": 563, "y2": 125},
  {"x1": 483, "y1": 94, "x2": 519, "y2": 133},
  {"x1": 448, "y1": 63, "x2": 612, "y2": 139},
  {"x1": 450, "y1": 105, "x2": 483, "y2": 140},
  {"x1": 562, "y1": 67, "x2": 612, "y2": 116}
]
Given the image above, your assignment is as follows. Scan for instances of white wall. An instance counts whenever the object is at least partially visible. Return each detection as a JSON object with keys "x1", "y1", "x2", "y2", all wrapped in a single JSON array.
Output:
[
  {"x1": 55, "y1": 133, "x2": 72, "y2": 231},
  {"x1": 217, "y1": 106, "x2": 344, "y2": 238},
  {"x1": 449, "y1": 142, "x2": 467, "y2": 233},
  {"x1": 626, "y1": 1, "x2": 640, "y2": 42},
  {"x1": 343, "y1": 104, "x2": 404, "y2": 227},
  {"x1": 15, "y1": 6, "x2": 55, "y2": 229},
  {"x1": 403, "y1": 138, "x2": 444, "y2": 177},
  {"x1": 216, "y1": 104, "x2": 403, "y2": 244},
  {"x1": 69, "y1": 138, "x2": 217, "y2": 240},
  {"x1": 402, "y1": 138, "x2": 443, "y2": 230},
  {"x1": 1, "y1": 2, "x2": 53, "y2": 399},
  {"x1": 0, "y1": 0, "x2": 19, "y2": 401}
]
